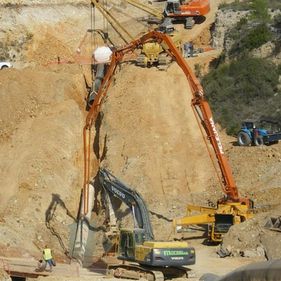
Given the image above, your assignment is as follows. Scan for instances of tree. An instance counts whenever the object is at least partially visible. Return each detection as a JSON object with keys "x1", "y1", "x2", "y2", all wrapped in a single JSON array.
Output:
[{"x1": 251, "y1": 0, "x2": 270, "y2": 22}]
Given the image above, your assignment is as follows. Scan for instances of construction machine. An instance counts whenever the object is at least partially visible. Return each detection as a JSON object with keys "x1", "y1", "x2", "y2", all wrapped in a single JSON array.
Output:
[
  {"x1": 170, "y1": 61, "x2": 255, "y2": 242},
  {"x1": 237, "y1": 119, "x2": 281, "y2": 146},
  {"x1": 164, "y1": 0, "x2": 210, "y2": 28},
  {"x1": 91, "y1": 0, "x2": 181, "y2": 69},
  {"x1": 98, "y1": 168, "x2": 195, "y2": 280},
  {"x1": 82, "y1": 30, "x2": 253, "y2": 252},
  {"x1": 136, "y1": 30, "x2": 182, "y2": 68},
  {"x1": 124, "y1": 0, "x2": 210, "y2": 29}
]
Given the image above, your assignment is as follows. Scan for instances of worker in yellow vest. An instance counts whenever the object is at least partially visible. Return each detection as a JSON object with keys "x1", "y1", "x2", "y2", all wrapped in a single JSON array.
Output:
[{"x1": 43, "y1": 245, "x2": 54, "y2": 272}]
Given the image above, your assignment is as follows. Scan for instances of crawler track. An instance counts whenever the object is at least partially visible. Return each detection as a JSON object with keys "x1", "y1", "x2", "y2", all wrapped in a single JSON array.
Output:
[{"x1": 108, "y1": 263, "x2": 190, "y2": 281}]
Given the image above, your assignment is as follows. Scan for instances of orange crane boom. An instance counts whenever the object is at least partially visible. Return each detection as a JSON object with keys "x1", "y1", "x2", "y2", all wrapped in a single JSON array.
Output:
[{"x1": 82, "y1": 31, "x2": 253, "y2": 243}]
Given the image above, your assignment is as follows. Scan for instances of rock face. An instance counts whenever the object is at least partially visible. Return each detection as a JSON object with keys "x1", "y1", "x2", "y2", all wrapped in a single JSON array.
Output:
[
  {"x1": 212, "y1": 8, "x2": 281, "y2": 61},
  {"x1": 0, "y1": 3, "x2": 95, "y2": 67},
  {"x1": 251, "y1": 41, "x2": 276, "y2": 59},
  {"x1": 211, "y1": 9, "x2": 249, "y2": 52},
  {"x1": 0, "y1": 0, "x2": 148, "y2": 261}
]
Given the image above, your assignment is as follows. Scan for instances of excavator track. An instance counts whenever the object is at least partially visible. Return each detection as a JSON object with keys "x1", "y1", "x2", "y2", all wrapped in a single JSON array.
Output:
[
  {"x1": 136, "y1": 54, "x2": 147, "y2": 67},
  {"x1": 108, "y1": 264, "x2": 191, "y2": 281},
  {"x1": 158, "y1": 54, "x2": 172, "y2": 65},
  {"x1": 184, "y1": 17, "x2": 195, "y2": 29},
  {"x1": 108, "y1": 264, "x2": 164, "y2": 281}
]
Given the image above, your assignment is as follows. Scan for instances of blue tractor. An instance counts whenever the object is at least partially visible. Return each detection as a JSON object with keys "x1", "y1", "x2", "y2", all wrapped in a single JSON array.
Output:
[{"x1": 237, "y1": 119, "x2": 281, "y2": 146}]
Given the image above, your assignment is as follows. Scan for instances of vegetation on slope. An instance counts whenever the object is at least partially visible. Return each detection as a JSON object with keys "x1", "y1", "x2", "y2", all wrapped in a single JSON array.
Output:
[
  {"x1": 203, "y1": 0, "x2": 281, "y2": 135},
  {"x1": 202, "y1": 57, "x2": 280, "y2": 135}
]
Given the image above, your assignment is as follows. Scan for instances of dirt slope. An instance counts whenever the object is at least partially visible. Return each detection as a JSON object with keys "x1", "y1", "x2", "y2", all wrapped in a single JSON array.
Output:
[
  {"x1": 0, "y1": 0, "x2": 148, "y2": 261},
  {"x1": 0, "y1": 65, "x2": 86, "y2": 259},
  {"x1": 98, "y1": 63, "x2": 218, "y2": 240}
]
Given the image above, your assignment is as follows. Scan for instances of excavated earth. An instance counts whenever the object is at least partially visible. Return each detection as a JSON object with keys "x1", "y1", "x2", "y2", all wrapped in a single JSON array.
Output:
[{"x1": 0, "y1": 0, "x2": 281, "y2": 280}]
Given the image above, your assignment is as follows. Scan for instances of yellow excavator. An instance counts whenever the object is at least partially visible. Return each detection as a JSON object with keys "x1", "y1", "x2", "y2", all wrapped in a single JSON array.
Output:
[{"x1": 98, "y1": 168, "x2": 195, "y2": 281}]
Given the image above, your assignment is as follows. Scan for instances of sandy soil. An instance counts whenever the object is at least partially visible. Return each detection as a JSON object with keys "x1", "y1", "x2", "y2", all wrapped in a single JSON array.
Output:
[
  {"x1": 0, "y1": 64, "x2": 86, "y2": 260},
  {"x1": 98, "y1": 62, "x2": 218, "y2": 241}
]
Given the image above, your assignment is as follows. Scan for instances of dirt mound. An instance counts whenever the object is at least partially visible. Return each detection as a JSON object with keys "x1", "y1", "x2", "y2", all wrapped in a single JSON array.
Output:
[
  {"x1": 223, "y1": 138, "x2": 281, "y2": 202},
  {"x1": 217, "y1": 135, "x2": 281, "y2": 260},
  {"x1": 220, "y1": 207, "x2": 281, "y2": 260},
  {"x1": 28, "y1": 32, "x2": 75, "y2": 66}
]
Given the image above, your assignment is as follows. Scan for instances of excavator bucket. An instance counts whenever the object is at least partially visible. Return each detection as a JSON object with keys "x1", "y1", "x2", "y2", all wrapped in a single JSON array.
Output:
[{"x1": 264, "y1": 216, "x2": 281, "y2": 232}]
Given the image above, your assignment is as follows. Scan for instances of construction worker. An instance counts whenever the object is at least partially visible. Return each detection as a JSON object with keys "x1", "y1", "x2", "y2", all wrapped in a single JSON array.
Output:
[
  {"x1": 189, "y1": 42, "x2": 194, "y2": 57},
  {"x1": 43, "y1": 245, "x2": 53, "y2": 272},
  {"x1": 183, "y1": 42, "x2": 194, "y2": 58}
]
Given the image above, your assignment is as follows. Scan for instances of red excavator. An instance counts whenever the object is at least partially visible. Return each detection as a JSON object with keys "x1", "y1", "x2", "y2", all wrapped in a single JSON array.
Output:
[
  {"x1": 124, "y1": 0, "x2": 210, "y2": 29},
  {"x1": 83, "y1": 30, "x2": 253, "y2": 249},
  {"x1": 164, "y1": 0, "x2": 210, "y2": 19}
]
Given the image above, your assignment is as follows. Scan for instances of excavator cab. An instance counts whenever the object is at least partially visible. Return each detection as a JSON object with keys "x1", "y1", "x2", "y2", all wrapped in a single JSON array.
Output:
[
  {"x1": 118, "y1": 228, "x2": 196, "y2": 267},
  {"x1": 165, "y1": 0, "x2": 181, "y2": 14},
  {"x1": 118, "y1": 229, "x2": 146, "y2": 261}
]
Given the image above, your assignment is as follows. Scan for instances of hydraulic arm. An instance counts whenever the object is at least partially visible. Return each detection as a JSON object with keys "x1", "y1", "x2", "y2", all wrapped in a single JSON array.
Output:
[
  {"x1": 99, "y1": 168, "x2": 154, "y2": 241},
  {"x1": 98, "y1": 168, "x2": 196, "y2": 281}
]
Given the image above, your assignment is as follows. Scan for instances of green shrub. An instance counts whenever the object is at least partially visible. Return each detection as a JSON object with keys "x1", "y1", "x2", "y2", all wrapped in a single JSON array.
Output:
[
  {"x1": 218, "y1": 0, "x2": 250, "y2": 11},
  {"x1": 237, "y1": 17, "x2": 248, "y2": 29},
  {"x1": 229, "y1": 17, "x2": 249, "y2": 42},
  {"x1": 243, "y1": 23, "x2": 272, "y2": 49},
  {"x1": 218, "y1": 0, "x2": 280, "y2": 19},
  {"x1": 194, "y1": 63, "x2": 203, "y2": 78},
  {"x1": 277, "y1": 64, "x2": 281, "y2": 75},
  {"x1": 230, "y1": 23, "x2": 272, "y2": 56},
  {"x1": 202, "y1": 57, "x2": 280, "y2": 135},
  {"x1": 250, "y1": 0, "x2": 270, "y2": 22}
]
